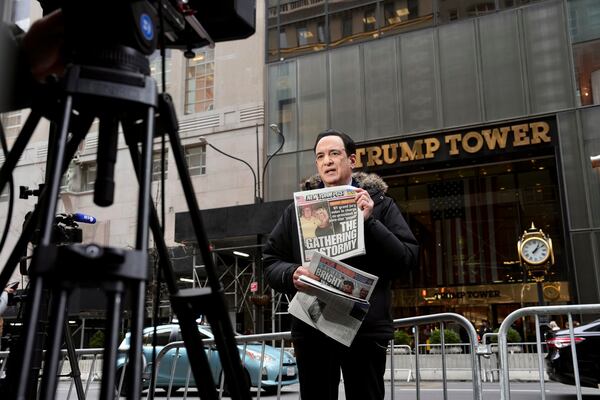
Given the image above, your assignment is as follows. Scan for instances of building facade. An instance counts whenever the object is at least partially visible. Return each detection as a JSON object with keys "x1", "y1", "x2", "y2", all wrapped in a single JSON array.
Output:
[{"x1": 264, "y1": 0, "x2": 600, "y2": 334}]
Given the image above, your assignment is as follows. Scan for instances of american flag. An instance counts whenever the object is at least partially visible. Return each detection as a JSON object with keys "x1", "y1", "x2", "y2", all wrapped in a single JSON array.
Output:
[{"x1": 428, "y1": 180, "x2": 499, "y2": 286}]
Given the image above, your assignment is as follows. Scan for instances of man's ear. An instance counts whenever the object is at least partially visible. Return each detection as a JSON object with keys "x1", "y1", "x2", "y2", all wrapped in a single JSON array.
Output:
[{"x1": 349, "y1": 153, "x2": 356, "y2": 168}]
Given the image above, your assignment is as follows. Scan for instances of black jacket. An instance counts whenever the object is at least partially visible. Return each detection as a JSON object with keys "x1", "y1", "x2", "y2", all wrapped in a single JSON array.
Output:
[{"x1": 263, "y1": 172, "x2": 419, "y2": 340}]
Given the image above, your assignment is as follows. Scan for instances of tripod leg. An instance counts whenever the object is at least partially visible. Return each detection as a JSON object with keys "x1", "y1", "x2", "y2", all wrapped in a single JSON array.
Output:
[
  {"x1": 124, "y1": 106, "x2": 155, "y2": 400},
  {"x1": 63, "y1": 318, "x2": 86, "y2": 400},
  {"x1": 162, "y1": 94, "x2": 251, "y2": 400},
  {"x1": 100, "y1": 286, "x2": 124, "y2": 400},
  {"x1": 6, "y1": 95, "x2": 75, "y2": 399},
  {"x1": 39, "y1": 288, "x2": 69, "y2": 400}
]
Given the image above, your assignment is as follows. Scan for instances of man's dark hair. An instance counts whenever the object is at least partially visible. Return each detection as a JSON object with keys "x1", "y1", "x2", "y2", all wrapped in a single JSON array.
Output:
[{"x1": 313, "y1": 129, "x2": 356, "y2": 155}]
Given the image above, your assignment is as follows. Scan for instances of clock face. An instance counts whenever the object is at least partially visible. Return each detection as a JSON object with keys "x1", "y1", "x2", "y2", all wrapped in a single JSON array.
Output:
[{"x1": 521, "y1": 237, "x2": 550, "y2": 264}]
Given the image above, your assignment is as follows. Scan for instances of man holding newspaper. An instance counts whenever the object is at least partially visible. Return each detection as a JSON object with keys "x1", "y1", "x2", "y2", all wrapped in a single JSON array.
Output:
[{"x1": 264, "y1": 130, "x2": 419, "y2": 400}]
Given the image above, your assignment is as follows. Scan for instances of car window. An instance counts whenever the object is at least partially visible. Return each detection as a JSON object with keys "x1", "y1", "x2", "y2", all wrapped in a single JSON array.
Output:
[
  {"x1": 173, "y1": 327, "x2": 212, "y2": 341},
  {"x1": 142, "y1": 330, "x2": 172, "y2": 346}
]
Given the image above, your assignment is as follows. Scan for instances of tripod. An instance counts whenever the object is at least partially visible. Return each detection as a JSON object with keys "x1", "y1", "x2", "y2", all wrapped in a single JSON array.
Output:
[{"x1": 0, "y1": 51, "x2": 251, "y2": 400}]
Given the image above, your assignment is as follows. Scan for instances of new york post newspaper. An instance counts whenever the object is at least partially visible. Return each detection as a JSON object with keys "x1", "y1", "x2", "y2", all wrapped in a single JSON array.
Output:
[
  {"x1": 293, "y1": 185, "x2": 365, "y2": 265},
  {"x1": 289, "y1": 252, "x2": 378, "y2": 346}
]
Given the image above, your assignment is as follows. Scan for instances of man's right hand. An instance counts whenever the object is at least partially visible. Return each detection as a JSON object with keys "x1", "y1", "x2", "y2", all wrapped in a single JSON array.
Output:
[{"x1": 292, "y1": 266, "x2": 320, "y2": 293}]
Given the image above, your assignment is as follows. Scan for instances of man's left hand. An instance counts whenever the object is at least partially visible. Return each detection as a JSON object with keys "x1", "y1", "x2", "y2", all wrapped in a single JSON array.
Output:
[{"x1": 355, "y1": 188, "x2": 374, "y2": 220}]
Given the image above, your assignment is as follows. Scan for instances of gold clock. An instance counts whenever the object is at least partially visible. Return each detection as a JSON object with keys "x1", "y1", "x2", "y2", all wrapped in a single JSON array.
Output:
[{"x1": 518, "y1": 223, "x2": 554, "y2": 280}]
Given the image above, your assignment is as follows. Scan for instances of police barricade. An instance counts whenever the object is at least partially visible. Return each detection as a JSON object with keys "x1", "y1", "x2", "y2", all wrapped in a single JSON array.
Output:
[
  {"x1": 391, "y1": 313, "x2": 483, "y2": 400},
  {"x1": 142, "y1": 331, "x2": 297, "y2": 400},
  {"x1": 497, "y1": 304, "x2": 600, "y2": 400},
  {"x1": 0, "y1": 347, "x2": 104, "y2": 399}
]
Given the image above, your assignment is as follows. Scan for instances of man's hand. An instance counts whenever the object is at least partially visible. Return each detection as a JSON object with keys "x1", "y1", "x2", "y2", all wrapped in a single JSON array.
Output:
[
  {"x1": 22, "y1": 10, "x2": 65, "y2": 82},
  {"x1": 4, "y1": 287, "x2": 15, "y2": 295},
  {"x1": 355, "y1": 188, "x2": 374, "y2": 220},
  {"x1": 292, "y1": 266, "x2": 320, "y2": 293}
]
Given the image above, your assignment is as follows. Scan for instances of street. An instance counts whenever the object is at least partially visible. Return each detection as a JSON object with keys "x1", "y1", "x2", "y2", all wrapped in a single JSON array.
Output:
[{"x1": 53, "y1": 381, "x2": 600, "y2": 399}]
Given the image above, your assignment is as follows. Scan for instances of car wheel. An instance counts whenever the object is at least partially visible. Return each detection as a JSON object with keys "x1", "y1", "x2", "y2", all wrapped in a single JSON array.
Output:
[
  {"x1": 221, "y1": 369, "x2": 251, "y2": 397},
  {"x1": 262, "y1": 386, "x2": 279, "y2": 396}
]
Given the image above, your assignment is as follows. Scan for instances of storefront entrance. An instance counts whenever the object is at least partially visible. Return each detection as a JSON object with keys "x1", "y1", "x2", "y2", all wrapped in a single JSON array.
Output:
[{"x1": 385, "y1": 156, "x2": 570, "y2": 328}]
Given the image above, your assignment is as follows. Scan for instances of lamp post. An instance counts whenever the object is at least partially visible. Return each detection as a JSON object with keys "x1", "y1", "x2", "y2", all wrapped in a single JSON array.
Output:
[{"x1": 199, "y1": 124, "x2": 284, "y2": 204}]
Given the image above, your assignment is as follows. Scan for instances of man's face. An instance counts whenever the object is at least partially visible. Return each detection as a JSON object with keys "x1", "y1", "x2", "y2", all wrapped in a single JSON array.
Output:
[{"x1": 315, "y1": 135, "x2": 355, "y2": 187}]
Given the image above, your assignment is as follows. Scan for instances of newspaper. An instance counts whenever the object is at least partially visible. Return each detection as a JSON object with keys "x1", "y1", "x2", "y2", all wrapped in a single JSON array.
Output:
[
  {"x1": 289, "y1": 251, "x2": 378, "y2": 347},
  {"x1": 294, "y1": 185, "x2": 365, "y2": 265}
]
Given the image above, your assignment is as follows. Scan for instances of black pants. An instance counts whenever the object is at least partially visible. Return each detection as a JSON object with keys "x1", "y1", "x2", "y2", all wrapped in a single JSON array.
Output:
[{"x1": 293, "y1": 331, "x2": 388, "y2": 400}]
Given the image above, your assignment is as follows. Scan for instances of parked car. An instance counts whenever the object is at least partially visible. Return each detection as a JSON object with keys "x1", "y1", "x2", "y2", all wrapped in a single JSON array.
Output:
[
  {"x1": 116, "y1": 324, "x2": 298, "y2": 395},
  {"x1": 545, "y1": 319, "x2": 600, "y2": 388}
]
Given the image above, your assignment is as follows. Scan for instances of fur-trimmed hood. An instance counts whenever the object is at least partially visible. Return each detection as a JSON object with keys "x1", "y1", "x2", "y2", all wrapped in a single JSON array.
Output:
[{"x1": 302, "y1": 171, "x2": 389, "y2": 194}]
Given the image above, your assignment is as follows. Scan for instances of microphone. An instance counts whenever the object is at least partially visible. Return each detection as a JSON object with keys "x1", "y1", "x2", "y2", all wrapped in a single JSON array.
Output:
[{"x1": 67, "y1": 213, "x2": 97, "y2": 224}]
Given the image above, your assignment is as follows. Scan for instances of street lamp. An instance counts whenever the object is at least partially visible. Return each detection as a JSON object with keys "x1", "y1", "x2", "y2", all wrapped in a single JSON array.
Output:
[{"x1": 199, "y1": 124, "x2": 285, "y2": 204}]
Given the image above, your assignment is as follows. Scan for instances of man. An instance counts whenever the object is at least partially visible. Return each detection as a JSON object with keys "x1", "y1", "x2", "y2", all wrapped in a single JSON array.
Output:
[{"x1": 263, "y1": 129, "x2": 419, "y2": 400}]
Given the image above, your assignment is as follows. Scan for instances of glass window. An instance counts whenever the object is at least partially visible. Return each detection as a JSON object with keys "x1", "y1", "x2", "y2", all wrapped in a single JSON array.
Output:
[
  {"x1": 268, "y1": 27, "x2": 279, "y2": 62},
  {"x1": 184, "y1": 49, "x2": 214, "y2": 115},
  {"x1": 399, "y1": 29, "x2": 439, "y2": 132},
  {"x1": 567, "y1": 0, "x2": 600, "y2": 43},
  {"x1": 479, "y1": 10, "x2": 527, "y2": 120},
  {"x1": 1, "y1": 111, "x2": 22, "y2": 138},
  {"x1": 573, "y1": 40, "x2": 600, "y2": 107},
  {"x1": 438, "y1": 20, "x2": 482, "y2": 127},
  {"x1": 329, "y1": 2, "x2": 378, "y2": 49},
  {"x1": 142, "y1": 330, "x2": 171, "y2": 346},
  {"x1": 152, "y1": 150, "x2": 168, "y2": 182},
  {"x1": 280, "y1": 16, "x2": 326, "y2": 58},
  {"x1": 267, "y1": 62, "x2": 298, "y2": 153},
  {"x1": 149, "y1": 50, "x2": 172, "y2": 92},
  {"x1": 382, "y1": 0, "x2": 434, "y2": 36},
  {"x1": 437, "y1": 0, "x2": 496, "y2": 24},
  {"x1": 522, "y1": 2, "x2": 574, "y2": 113},
  {"x1": 298, "y1": 53, "x2": 327, "y2": 150},
  {"x1": 389, "y1": 157, "x2": 565, "y2": 288},
  {"x1": 185, "y1": 145, "x2": 206, "y2": 176},
  {"x1": 330, "y1": 46, "x2": 365, "y2": 141},
  {"x1": 80, "y1": 163, "x2": 96, "y2": 192}
]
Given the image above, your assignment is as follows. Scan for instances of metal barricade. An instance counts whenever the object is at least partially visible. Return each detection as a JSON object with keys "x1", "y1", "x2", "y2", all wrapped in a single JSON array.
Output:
[
  {"x1": 392, "y1": 313, "x2": 483, "y2": 400},
  {"x1": 146, "y1": 331, "x2": 296, "y2": 400},
  {"x1": 497, "y1": 304, "x2": 600, "y2": 400}
]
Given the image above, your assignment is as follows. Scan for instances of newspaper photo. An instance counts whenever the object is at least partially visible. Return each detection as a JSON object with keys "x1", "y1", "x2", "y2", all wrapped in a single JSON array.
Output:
[
  {"x1": 294, "y1": 185, "x2": 365, "y2": 265},
  {"x1": 288, "y1": 251, "x2": 378, "y2": 346}
]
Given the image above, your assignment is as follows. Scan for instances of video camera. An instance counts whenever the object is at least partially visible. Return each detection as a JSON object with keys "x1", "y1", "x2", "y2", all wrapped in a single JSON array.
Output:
[{"x1": 39, "y1": 0, "x2": 255, "y2": 68}]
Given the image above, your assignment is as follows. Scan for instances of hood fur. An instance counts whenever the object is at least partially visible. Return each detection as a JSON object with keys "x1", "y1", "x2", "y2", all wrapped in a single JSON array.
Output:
[{"x1": 302, "y1": 171, "x2": 388, "y2": 193}]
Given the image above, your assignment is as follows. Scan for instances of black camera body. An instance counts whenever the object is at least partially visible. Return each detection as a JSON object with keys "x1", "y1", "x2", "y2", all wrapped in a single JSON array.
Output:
[{"x1": 40, "y1": 0, "x2": 255, "y2": 61}]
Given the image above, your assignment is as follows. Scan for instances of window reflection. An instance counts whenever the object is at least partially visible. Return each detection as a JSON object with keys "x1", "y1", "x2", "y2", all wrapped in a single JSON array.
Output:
[
  {"x1": 382, "y1": 0, "x2": 434, "y2": 35},
  {"x1": 329, "y1": 3, "x2": 378, "y2": 48},
  {"x1": 573, "y1": 40, "x2": 600, "y2": 106}
]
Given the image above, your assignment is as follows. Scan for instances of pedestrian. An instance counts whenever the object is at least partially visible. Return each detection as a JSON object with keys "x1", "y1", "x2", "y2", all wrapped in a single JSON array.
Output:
[
  {"x1": 0, "y1": 283, "x2": 17, "y2": 316},
  {"x1": 263, "y1": 129, "x2": 419, "y2": 400}
]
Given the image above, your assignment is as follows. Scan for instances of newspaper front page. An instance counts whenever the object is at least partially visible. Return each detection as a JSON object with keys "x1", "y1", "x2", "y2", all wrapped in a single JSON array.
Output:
[
  {"x1": 294, "y1": 186, "x2": 365, "y2": 265},
  {"x1": 289, "y1": 252, "x2": 378, "y2": 346}
]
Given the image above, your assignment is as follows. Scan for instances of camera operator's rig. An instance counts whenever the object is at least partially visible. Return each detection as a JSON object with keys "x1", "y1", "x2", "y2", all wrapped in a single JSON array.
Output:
[
  {"x1": 0, "y1": 1, "x2": 255, "y2": 399},
  {"x1": 13, "y1": 185, "x2": 94, "y2": 400}
]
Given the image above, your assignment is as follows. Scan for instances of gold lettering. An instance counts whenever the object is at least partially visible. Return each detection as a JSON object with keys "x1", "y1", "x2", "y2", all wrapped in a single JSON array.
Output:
[
  {"x1": 381, "y1": 143, "x2": 398, "y2": 164},
  {"x1": 399, "y1": 140, "x2": 424, "y2": 162},
  {"x1": 462, "y1": 131, "x2": 484, "y2": 154},
  {"x1": 445, "y1": 134, "x2": 462, "y2": 156},
  {"x1": 482, "y1": 127, "x2": 510, "y2": 150},
  {"x1": 530, "y1": 121, "x2": 551, "y2": 144},
  {"x1": 355, "y1": 148, "x2": 366, "y2": 168},
  {"x1": 366, "y1": 146, "x2": 383, "y2": 167},
  {"x1": 512, "y1": 124, "x2": 530, "y2": 147},
  {"x1": 424, "y1": 138, "x2": 440, "y2": 159}
]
